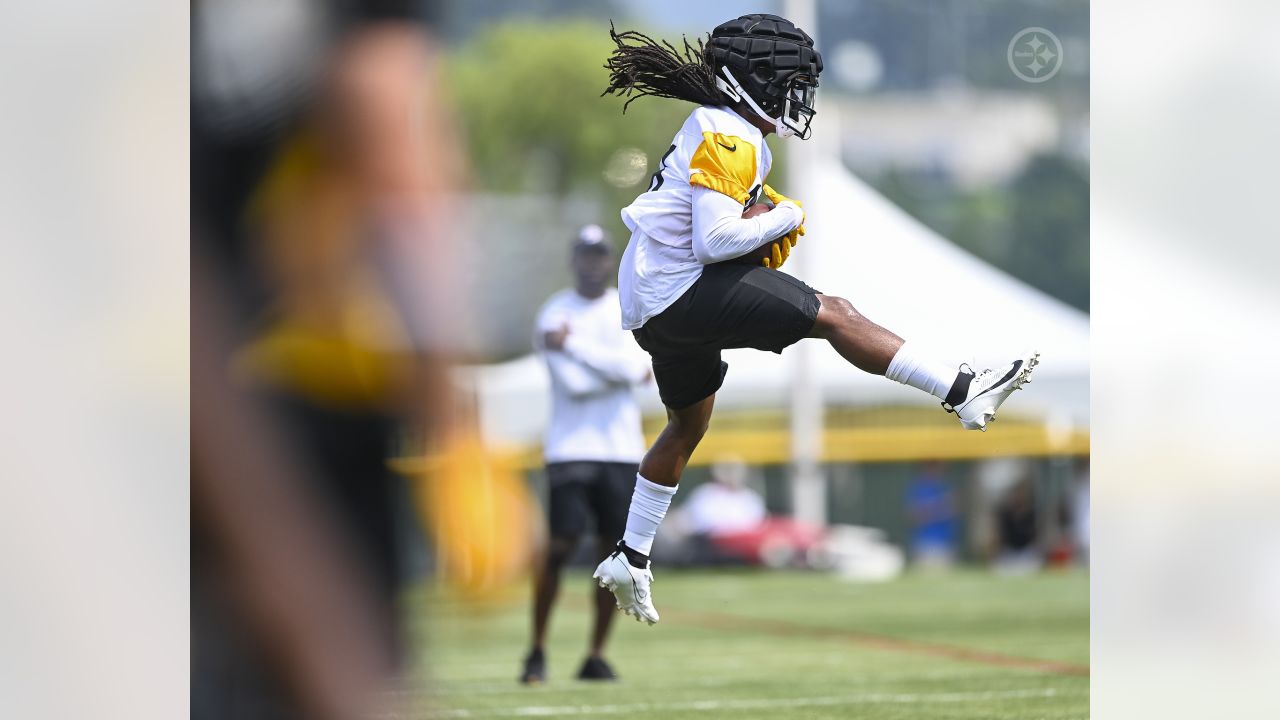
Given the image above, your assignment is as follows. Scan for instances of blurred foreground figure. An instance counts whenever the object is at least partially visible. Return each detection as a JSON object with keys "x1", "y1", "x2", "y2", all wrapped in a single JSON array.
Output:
[
  {"x1": 520, "y1": 227, "x2": 651, "y2": 684},
  {"x1": 192, "y1": 1, "x2": 459, "y2": 718},
  {"x1": 592, "y1": 13, "x2": 1038, "y2": 626}
]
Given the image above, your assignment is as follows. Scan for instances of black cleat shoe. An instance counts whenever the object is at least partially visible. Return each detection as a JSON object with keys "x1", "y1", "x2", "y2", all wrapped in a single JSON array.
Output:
[
  {"x1": 577, "y1": 656, "x2": 618, "y2": 681},
  {"x1": 519, "y1": 648, "x2": 546, "y2": 685}
]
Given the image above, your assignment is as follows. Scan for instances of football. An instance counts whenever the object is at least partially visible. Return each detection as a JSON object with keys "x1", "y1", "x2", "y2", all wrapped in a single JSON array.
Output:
[{"x1": 714, "y1": 202, "x2": 784, "y2": 266}]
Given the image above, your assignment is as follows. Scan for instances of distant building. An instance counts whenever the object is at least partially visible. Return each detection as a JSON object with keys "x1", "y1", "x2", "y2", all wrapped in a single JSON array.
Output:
[{"x1": 833, "y1": 91, "x2": 1083, "y2": 187}]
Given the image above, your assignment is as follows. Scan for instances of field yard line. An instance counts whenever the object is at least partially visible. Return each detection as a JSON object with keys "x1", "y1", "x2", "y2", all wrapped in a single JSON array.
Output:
[
  {"x1": 663, "y1": 607, "x2": 1090, "y2": 676},
  {"x1": 390, "y1": 677, "x2": 753, "y2": 698},
  {"x1": 417, "y1": 687, "x2": 1062, "y2": 718},
  {"x1": 402, "y1": 668, "x2": 1050, "y2": 698},
  {"x1": 400, "y1": 675, "x2": 781, "y2": 697}
]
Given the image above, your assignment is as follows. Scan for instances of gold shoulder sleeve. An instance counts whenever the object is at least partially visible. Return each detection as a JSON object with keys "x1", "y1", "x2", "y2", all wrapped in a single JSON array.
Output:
[{"x1": 688, "y1": 132, "x2": 758, "y2": 204}]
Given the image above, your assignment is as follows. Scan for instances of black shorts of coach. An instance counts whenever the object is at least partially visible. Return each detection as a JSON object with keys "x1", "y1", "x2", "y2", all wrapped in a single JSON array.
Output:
[
  {"x1": 633, "y1": 263, "x2": 822, "y2": 410},
  {"x1": 546, "y1": 461, "x2": 639, "y2": 542}
]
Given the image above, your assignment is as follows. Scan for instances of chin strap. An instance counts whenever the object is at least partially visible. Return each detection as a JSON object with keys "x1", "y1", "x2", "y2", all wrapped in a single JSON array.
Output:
[{"x1": 715, "y1": 66, "x2": 799, "y2": 139}]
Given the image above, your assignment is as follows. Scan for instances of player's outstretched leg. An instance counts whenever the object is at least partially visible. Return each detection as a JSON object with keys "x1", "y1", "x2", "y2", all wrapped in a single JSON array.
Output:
[
  {"x1": 809, "y1": 294, "x2": 1037, "y2": 431},
  {"x1": 594, "y1": 394, "x2": 715, "y2": 625}
]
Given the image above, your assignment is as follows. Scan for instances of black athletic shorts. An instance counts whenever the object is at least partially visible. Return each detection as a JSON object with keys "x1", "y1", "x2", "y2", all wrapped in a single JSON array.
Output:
[
  {"x1": 633, "y1": 264, "x2": 821, "y2": 409},
  {"x1": 545, "y1": 461, "x2": 638, "y2": 541}
]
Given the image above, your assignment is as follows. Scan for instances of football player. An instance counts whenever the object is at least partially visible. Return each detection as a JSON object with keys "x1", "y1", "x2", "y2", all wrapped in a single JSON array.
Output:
[{"x1": 593, "y1": 14, "x2": 1038, "y2": 625}]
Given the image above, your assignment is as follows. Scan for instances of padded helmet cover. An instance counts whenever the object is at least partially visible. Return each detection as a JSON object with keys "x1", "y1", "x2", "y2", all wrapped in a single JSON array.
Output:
[{"x1": 708, "y1": 14, "x2": 823, "y2": 118}]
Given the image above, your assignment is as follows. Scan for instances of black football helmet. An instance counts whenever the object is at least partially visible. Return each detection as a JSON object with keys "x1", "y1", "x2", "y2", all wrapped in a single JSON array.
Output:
[{"x1": 708, "y1": 14, "x2": 823, "y2": 139}]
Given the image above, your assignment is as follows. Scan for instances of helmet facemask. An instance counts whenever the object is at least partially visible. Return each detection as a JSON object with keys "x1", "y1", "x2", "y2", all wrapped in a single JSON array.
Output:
[
  {"x1": 715, "y1": 66, "x2": 818, "y2": 140},
  {"x1": 779, "y1": 74, "x2": 818, "y2": 140}
]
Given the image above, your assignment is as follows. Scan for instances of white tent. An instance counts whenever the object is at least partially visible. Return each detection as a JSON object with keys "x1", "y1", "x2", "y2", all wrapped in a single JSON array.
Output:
[{"x1": 462, "y1": 158, "x2": 1088, "y2": 447}]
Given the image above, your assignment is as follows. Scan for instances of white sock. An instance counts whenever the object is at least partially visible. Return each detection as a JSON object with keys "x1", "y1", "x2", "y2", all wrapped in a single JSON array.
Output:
[
  {"x1": 885, "y1": 341, "x2": 959, "y2": 400},
  {"x1": 621, "y1": 475, "x2": 677, "y2": 556}
]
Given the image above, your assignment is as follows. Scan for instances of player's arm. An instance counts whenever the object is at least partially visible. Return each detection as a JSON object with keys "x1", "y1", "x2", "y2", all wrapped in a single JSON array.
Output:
[
  {"x1": 685, "y1": 130, "x2": 801, "y2": 264},
  {"x1": 690, "y1": 186, "x2": 803, "y2": 264}
]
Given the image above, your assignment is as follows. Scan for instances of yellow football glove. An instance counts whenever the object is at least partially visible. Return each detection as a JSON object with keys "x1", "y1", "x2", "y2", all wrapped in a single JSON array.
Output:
[
  {"x1": 762, "y1": 238, "x2": 791, "y2": 269},
  {"x1": 763, "y1": 183, "x2": 805, "y2": 256}
]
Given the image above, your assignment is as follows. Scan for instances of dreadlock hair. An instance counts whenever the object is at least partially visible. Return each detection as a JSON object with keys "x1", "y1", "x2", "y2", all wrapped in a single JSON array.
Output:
[{"x1": 601, "y1": 21, "x2": 723, "y2": 113}]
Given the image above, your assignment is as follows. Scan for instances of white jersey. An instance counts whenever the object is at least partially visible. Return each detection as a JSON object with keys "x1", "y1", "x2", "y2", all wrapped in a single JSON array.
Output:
[
  {"x1": 535, "y1": 287, "x2": 650, "y2": 464},
  {"x1": 618, "y1": 106, "x2": 784, "y2": 330}
]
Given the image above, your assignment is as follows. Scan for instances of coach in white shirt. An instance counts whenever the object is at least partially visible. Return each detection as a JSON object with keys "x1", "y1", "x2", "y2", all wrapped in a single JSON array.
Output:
[{"x1": 520, "y1": 225, "x2": 651, "y2": 685}]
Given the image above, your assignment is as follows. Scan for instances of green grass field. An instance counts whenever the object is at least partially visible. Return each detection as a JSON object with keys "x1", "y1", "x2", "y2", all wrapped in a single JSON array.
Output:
[{"x1": 408, "y1": 569, "x2": 1088, "y2": 719}]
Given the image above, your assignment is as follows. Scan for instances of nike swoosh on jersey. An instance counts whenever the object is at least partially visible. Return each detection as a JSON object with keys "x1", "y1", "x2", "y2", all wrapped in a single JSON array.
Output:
[{"x1": 689, "y1": 132, "x2": 758, "y2": 204}]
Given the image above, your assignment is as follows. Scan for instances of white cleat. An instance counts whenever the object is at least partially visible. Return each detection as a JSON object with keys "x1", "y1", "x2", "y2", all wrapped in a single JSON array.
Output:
[
  {"x1": 945, "y1": 351, "x2": 1039, "y2": 431},
  {"x1": 593, "y1": 547, "x2": 659, "y2": 626}
]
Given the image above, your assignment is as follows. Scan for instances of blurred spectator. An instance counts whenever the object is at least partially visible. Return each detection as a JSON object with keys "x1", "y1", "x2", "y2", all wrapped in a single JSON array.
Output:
[
  {"x1": 520, "y1": 226, "x2": 651, "y2": 685},
  {"x1": 659, "y1": 457, "x2": 809, "y2": 567},
  {"x1": 993, "y1": 478, "x2": 1041, "y2": 573},
  {"x1": 683, "y1": 457, "x2": 766, "y2": 536},
  {"x1": 905, "y1": 461, "x2": 958, "y2": 569}
]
